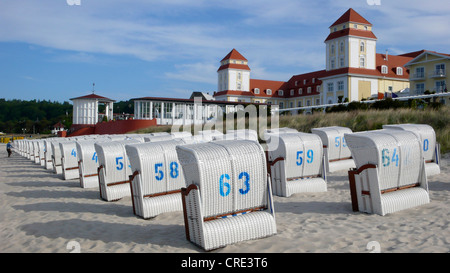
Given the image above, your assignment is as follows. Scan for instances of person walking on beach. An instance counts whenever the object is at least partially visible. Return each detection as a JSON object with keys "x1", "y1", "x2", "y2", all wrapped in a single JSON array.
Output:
[{"x1": 6, "y1": 141, "x2": 13, "y2": 157}]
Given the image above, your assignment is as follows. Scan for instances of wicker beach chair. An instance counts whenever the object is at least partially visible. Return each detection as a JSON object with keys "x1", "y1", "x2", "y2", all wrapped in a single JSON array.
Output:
[
  {"x1": 37, "y1": 140, "x2": 46, "y2": 166},
  {"x1": 311, "y1": 126, "x2": 356, "y2": 173},
  {"x1": 95, "y1": 139, "x2": 141, "y2": 201},
  {"x1": 382, "y1": 124, "x2": 440, "y2": 176},
  {"x1": 43, "y1": 139, "x2": 56, "y2": 169},
  {"x1": 196, "y1": 130, "x2": 224, "y2": 142},
  {"x1": 125, "y1": 138, "x2": 194, "y2": 219},
  {"x1": 76, "y1": 139, "x2": 108, "y2": 188},
  {"x1": 177, "y1": 140, "x2": 277, "y2": 251},
  {"x1": 345, "y1": 129, "x2": 430, "y2": 216},
  {"x1": 60, "y1": 141, "x2": 80, "y2": 180},
  {"x1": 51, "y1": 139, "x2": 69, "y2": 174},
  {"x1": 32, "y1": 140, "x2": 41, "y2": 164},
  {"x1": 262, "y1": 127, "x2": 298, "y2": 142},
  {"x1": 266, "y1": 132, "x2": 327, "y2": 196}
]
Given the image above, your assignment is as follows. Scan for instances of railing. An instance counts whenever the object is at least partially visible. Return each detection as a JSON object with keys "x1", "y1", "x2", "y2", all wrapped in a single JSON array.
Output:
[{"x1": 430, "y1": 69, "x2": 446, "y2": 78}]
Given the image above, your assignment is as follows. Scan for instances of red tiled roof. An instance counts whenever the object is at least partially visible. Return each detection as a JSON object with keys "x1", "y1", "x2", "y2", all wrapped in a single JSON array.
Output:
[
  {"x1": 217, "y1": 63, "x2": 251, "y2": 72},
  {"x1": 250, "y1": 79, "x2": 287, "y2": 98},
  {"x1": 330, "y1": 8, "x2": 372, "y2": 27},
  {"x1": 70, "y1": 93, "x2": 115, "y2": 102},
  {"x1": 221, "y1": 48, "x2": 248, "y2": 62},
  {"x1": 325, "y1": 28, "x2": 377, "y2": 42}
]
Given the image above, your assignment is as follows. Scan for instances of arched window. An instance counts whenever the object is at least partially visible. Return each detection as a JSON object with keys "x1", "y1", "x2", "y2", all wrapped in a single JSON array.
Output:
[
  {"x1": 360, "y1": 42, "x2": 365, "y2": 52},
  {"x1": 266, "y1": 89, "x2": 272, "y2": 95},
  {"x1": 396, "y1": 67, "x2": 403, "y2": 75},
  {"x1": 381, "y1": 65, "x2": 388, "y2": 74}
]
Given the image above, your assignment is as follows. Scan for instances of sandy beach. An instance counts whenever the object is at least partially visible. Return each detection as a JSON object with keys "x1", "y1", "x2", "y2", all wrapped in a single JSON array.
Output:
[{"x1": 1, "y1": 143, "x2": 449, "y2": 253}]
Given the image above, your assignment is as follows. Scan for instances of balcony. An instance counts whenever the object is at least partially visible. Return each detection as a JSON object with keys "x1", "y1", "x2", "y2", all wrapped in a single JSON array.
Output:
[
  {"x1": 430, "y1": 69, "x2": 446, "y2": 78},
  {"x1": 411, "y1": 73, "x2": 425, "y2": 81}
]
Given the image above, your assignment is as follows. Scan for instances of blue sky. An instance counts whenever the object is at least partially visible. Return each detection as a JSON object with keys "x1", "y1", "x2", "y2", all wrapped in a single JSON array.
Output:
[{"x1": 0, "y1": 0, "x2": 449, "y2": 103}]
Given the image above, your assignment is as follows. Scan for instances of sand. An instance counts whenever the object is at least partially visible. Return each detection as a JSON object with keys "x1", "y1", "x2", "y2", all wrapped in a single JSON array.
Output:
[{"x1": 0, "y1": 143, "x2": 449, "y2": 253}]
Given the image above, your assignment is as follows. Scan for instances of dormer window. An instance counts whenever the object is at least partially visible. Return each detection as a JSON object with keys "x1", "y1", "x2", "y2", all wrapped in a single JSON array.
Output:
[
  {"x1": 353, "y1": 24, "x2": 358, "y2": 29},
  {"x1": 290, "y1": 89, "x2": 294, "y2": 96},
  {"x1": 307, "y1": 87, "x2": 311, "y2": 94},
  {"x1": 254, "y1": 88, "x2": 260, "y2": 94},
  {"x1": 295, "y1": 81, "x2": 298, "y2": 86},
  {"x1": 312, "y1": 78, "x2": 315, "y2": 84},
  {"x1": 396, "y1": 67, "x2": 403, "y2": 75},
  {"x1": 381, "y1": 65, "x2": 388, "y2": 74},
  {"x1": 343, "y1": 24, "x2": 346, "y2": 29},
  {"x1": 278, "y1": 90, "x2": 283, "y2": 96},
  {"x1": 298, "y1": 88, "x2": 303, "y2": 95},
  {"x1": 266, "y1": 89, "x2": 272, "y2": 95},
  {"x1": 303, "y1": 79, "x2": 306, "y2": 85}
]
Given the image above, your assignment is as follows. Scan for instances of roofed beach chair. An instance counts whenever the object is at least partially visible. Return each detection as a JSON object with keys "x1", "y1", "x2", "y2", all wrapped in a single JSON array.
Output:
[
  {"x1": 60, "y1": 141, "x2": 80, "y2": 180},
  {"x1": 177, "y1": 140, "x2": 277, "y2": 251},
  {"x1": 266, "y1": 132, "x2": 327, "y2": 196},
  {"x1": 51, "y1": 139, "x2": 68, "y2": 174},
  {"x1": 213, "y1": 129, "x2": 259, "y2": 142},
  {"x1": 43, "y1": 139, "x2": 56, "y2": 169},
  {"x1": 345, "y1": 129, "x2": 430, "y2": 216},
  {"x1": 311, "y1": 126, "x2": 356, "y2": 173},
  {"x1": 125, "y1": 138, "x2": 194, "y2": 219},
  {"x1": 382, "y1": 124, "x2": 440, "y2": 176},
  {"x1": 37, "y1": 140, "x2": 46, "y2": 166},
  {"x1": 196, "y1": 130, "x2": 223, "y2": 142},
  {"x1": 32, "y1": 140, "x2": 41, "y2": 164},
  {"x1": 95, "y1": 139, "x2": 141, "y2": 201},
  {"x1": 76, "y1": 139, "x2": 107, "y2": 188},
  {"x1": 262, "y1": 127, "x2": 298, "y2": 141}
]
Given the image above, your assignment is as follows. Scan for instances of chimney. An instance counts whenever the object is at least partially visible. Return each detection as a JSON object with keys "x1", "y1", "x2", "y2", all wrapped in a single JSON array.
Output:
[{"x1": 385, "y1": 49, "x2": 389, "y2": 61}]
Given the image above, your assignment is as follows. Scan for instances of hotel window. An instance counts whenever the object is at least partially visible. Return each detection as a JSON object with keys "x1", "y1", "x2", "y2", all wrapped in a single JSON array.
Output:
[
  {"x1": 306, "y1": 100, "x2": 311, "y2": 106},
  {"x1": 316, "y1": 98, "x2": 321, "y2": 105},
  {"x1": 290, "y1": 102, "x2": 293, "y2": 108},
  {"x1": 266, "y1": 89, "x2": 272, "y2": 95},
  {"x1": 435, "y1": 64, "x2": 446, "y2": 75},
  {"x1": 298, "y1": 88, "x2": 303, "y2": 95},
  {"x1": 340, "y1": 42, "x2": 344, "y2": 53},
  {"x1": 254, "y1": 88, "x2": 260, "y2": 94},
  {"x1": 290, "y1": 89, "x2": 294, "y2": 96},
  {"x1": 360, "y1": 57, "x2": 365, "y2": 68},
  {"x1": 415, "y1": 67, "x2": 425, "y2": 78},
  {"x1": 327, "y1": 82, "x2": 334, "y2": 92},
  {"x1": 303, "y1": 79, "x2": 307, "y2": 85},
  {"x1": 415, "y1": 83, "x2": 425, "y2": 94},
  {"x1": 353, "y1": 24, "x2": 358, "y2": 29},
  {"x1": 279, "y1": 102, "x2": 284, "y2": 109},
  {"x1": 381, "y1": 65, "x2": 388, "y2": 74},
  {"x1": 331, "y1": 59, "x2": 335, "y2": 69},
  {"x1": 316, "y1": 86, "x2": 320, "y2": 92},
  {"x1": 339, "y1": 56, "x2": 344, "y2": 67},
  {"x1": 360, "y1": 41, "x2": 365, "y2": 52},
  {"x1": 333, "y1": 27, "x2": 337, "y2": 32},
  {"x1": 337, "y1": 81, "x2": 344, "y2": 91},
  {"x1": 295, "y1": 81, "x2": 298, "y2": 86},
  {"x1": 312, "y1": 78, "x2": 315, "y2": 83},
  {"x1": 364, "y1": 26, "x2": 368, "y2": 31},
  {"x1": 238, "y1": 72, "x2": 241, "y2": 80},
  {"x1": 278, "y1": 90, "x2": 283, "y2": 96},
  {"x1": 237, "y1": 82, "x2": 241, "y2": 90},
  {"x1": 342, "y1": 24, "x2": 346, "y2": 29},
  {"x1": 331, "y1": 44, "x2": 335, "y2": 55},
  {"x1": 396, "y1": 67, "x2": 403, "y2": 75},
  {"x1": 255, "y1": 100, "x2": 260, "y2": 103},
  {"x1": 436, "y1": 80, "x2": 446, "y2": 92},
  {"x1": 307, "y1": 87, "x2": 311, "y2": 94},
  {"x1": 297, "y1": 101, "x2": 302, "y2": 107}
]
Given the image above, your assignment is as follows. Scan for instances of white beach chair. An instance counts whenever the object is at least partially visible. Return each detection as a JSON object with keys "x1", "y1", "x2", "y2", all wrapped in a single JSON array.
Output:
[
  {"x1": 177, "y1": 140, "x2": 277, "y2": 251},
  {"x1": 196, "y1": 130, "x2": 223, "y2": 142},
  {"x1": 262, "y1": 127, "x2": 298, "y2": 142},
  {"x1": 60, "y1": 141, "x2": 80, "y2": 180},
  {"x1": 43, "y1": 139, "x2": 56, "y2": 169},
  {"x1": 76, "y1": 139, "x2": 108, "y2": 188},
  {"x1": 345, "y1": 129, "x2": 430, "y2": 216},
  {"x1": 95, "y1": 139, "x2": 142, "y2": 201},
  {"x1": 144, "y1": 134, "x2": 174, "y2": 143},
  {"x1": 51, "y1": 139, "x2": 68, "y2": 174},
  {"x1": 311, "y1": 126, "x2": 356, "y2": 173},
  {"x1": 126, "y1": 138, "x2": 193, "y2": 219},
  {"x1": 382, "y1": 124, "x2": 440, "y2": 176},
  {"x1": 37, "y1": 140, "x2": 46, "y2": 166},
  {"x1": 266, "y1": 132, "x2": 327, "y2": 196},
  {"x1": 32, "y1": 140, "x2": 41, "y2": 164}
]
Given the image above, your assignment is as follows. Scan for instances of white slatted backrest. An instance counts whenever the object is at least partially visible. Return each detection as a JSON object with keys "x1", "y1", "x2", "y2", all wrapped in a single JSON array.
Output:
[
  {"x1": 60, "y1": 141, "x2": 79, "y2": 169},
  {"x1": 95, "y1": 139, "x2": 141, "y2": 183},
  {"x1": 177, "y1": 140, "x2": 267, "y2": 218},
  {"x1": 312, "y1": 126, "x2": 352, "y2": 160},
  {"x1": 345, "y1": 129, "x2": 422, "y2": 191},
  {"x1": 126, "y1": 139, "x2": 187, "y2": 196}
]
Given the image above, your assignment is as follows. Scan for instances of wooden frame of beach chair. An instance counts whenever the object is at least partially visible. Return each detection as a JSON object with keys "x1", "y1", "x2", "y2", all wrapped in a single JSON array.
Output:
[
  {"x1": 60, "y1": 141, "x2": 80, "y2": 180},
  {"x1": 126, "y1": 139, "x2": 191, "y2": 219},
  {"x1": 95, "y1": 139, "x2": 141, "y2": 201},
  {"x1": 382, "y1": 124, "x2": 440, "y2": 176},
  {"x1": 346, "y1": 129, "x2": 430, "y2": 216},
  {"x1": 177, "y1": 140, "x2": 277, "y2": 251},
  {"x1": 311, "y1": 126, "x2": 356, "y2": 173},
  {"x1": 266, "y1": 132, "x2": 327, "y2": 197}
]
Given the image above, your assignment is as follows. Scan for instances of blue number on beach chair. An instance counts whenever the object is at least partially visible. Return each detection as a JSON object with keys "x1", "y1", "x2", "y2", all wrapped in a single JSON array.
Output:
[
  {"x1": 92, "y1": 152, "x2": 97, "y2": 163},
  {"x1": 219, "y1": 171, "x2": 250, "y2": 197},
  {"x1": 169, "y1": 161, "x2": 179, "y2": 178},
  {"x1": 423, "y1": 139, "x2": 429, "y2": 152},
  {"x1": 71, "y1": 148, "x2": 76, "y2": 157},
  {"x1": 154, "y1": 163, "x2": 164, "y2": 181},
  {"x1": 297, "y1": 149, "x2": 314, "y2": 166},
  {"x1": 115, "y1": 156, "x2": 124, "y2": 170}
]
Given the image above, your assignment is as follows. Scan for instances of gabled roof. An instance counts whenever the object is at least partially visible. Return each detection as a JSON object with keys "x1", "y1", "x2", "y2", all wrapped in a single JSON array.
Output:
[
  {"x1": 403, "y1": 50, "x2": 450, "y2": 67},
  {"x1": 330, "y1": 8, "x2": 372, "y2": 27},
  {"x1": 70, "y1": 93, "x2": 115, "y2": 102},
  {"x1": 221, "y1": 48, "x2": 248, "y2": 62}
]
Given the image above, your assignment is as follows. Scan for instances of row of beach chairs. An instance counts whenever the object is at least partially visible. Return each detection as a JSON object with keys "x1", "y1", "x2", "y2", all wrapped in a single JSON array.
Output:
[{"x1": 12, "y1": 123, "x2": 441, "y2": 250}]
